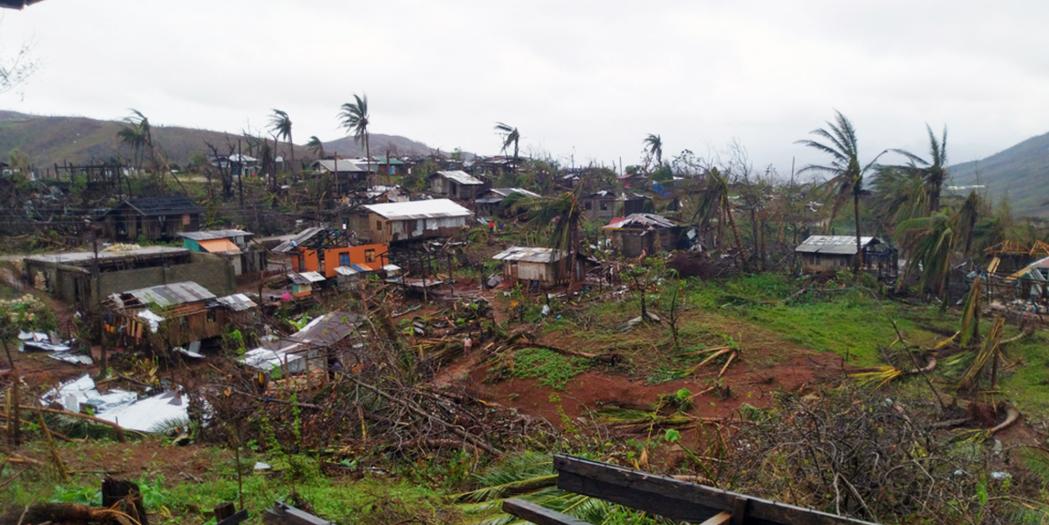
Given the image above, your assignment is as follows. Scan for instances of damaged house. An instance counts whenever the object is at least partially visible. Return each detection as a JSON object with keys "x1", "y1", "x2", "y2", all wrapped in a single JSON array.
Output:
[
  {"x1": 311, "y1": 158, "x2": 373, "y2": 190},
  {"x1": 428, "y1": 170, "x2": 487, "y2": 202},
  {"x1": 97, "y1": 196, "x2": 202, "y2": 241},
  {"x1": 492, "y1": 246, "x2": 576, "y2": 287},
  {"x1": 354, "y1": 199, "x2": 473, "y2": 244},
  {"x1": 603, "y1": 213, "x2": 687, "y2": 258},
  {"x1": 794, "y1": 235, "x2": 897, "y2": 275},
  {"x1": 475, "y1": 187, "x2": 540, "y2": 217},
  {"x1": 179, "y1": 229, "x2": 267, "y2": 276},
  {"x1": 104, "y1": 281, "x2": 257, "y2": 353},
  {"x1": 24, "y1": 245, "x2": 236, "y2": 310},
  {"x1": 241, "y1": 311, "x2": 363, "y2": 376},
  {"x1": 272, "y1": 226, "x2": 389, "y2": 278}
]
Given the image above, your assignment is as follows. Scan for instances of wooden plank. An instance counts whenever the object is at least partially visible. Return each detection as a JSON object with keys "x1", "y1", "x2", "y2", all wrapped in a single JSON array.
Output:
[
  {"x1": 554, "y1": 455, "x2": 877, "y2": 525},
  {"x1": 502, "y1": 499, "x2": 592, "y2": 525},
  {"x1": 699, "y1": 512, "x2": 733, "y2": 525}
]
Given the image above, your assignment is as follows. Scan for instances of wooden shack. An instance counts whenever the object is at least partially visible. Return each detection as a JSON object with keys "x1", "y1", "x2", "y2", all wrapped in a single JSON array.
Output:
[
  {"x1": 492, "y1": 246, "x2": 572, "y2": 287},
  {"x1": 104, "y1": 281, "x2": 256, "y2": 352},
  {"x1": 355, "y1": 199, "x2": 473, "y2": 244},
  {"x1": 603, "y1": 213, "x2": 684, "y2": 258},
  {"x1": 794, "y1": 235, "x2": 898, "y2": 278},
  {"x1": 428, "y1": 170, "x2": 487, "y2": 202},
  {"x1": 98, "y1": 196, "x2": 202, "y2": 241}
]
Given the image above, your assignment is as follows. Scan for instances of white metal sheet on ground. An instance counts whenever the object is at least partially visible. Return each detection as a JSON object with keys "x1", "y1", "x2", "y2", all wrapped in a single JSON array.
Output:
[{"x1": 96, "y1": 391, "x2": 190, "y2": 433}]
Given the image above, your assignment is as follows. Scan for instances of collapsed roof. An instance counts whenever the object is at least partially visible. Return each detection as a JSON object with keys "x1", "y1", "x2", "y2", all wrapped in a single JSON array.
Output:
[{"x1": 603, "y1": 213, "x2": 679, "y2": 230}]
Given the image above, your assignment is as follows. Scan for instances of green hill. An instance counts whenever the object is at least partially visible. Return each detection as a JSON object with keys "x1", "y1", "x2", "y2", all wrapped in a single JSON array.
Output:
[
  {"x1": 949, "y1": 131, "x2": 1049, "y2": 218},
  {"x1": 0, "y1": 110, "x2": 439, "y2": 168}
]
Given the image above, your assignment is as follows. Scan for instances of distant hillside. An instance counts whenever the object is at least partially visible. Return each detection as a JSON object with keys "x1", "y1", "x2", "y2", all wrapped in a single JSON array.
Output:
[
  {"x1": 950, "y1": 131, "x2": 1049, "y2": 218},
  {"x1": 0, "y1": 110, "x2": 439, "y2": 168}
]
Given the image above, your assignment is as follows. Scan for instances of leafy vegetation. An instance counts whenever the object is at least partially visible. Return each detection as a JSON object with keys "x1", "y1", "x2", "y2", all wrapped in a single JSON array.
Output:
[{"x1": 512, "y1": 347, "x2": 590, "y2": 389}]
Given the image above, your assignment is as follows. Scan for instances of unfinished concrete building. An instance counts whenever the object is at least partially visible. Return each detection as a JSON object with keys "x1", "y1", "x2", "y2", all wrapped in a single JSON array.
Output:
[{"x1": 24, "y1": 246, "x2": 236, "y2": 310}]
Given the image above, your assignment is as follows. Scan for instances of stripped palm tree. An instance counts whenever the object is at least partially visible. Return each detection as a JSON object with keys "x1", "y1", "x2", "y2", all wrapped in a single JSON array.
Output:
[
  {"x1": 306, "y1": 135, "x2": 325, "y2": 159},
  {"x1": 691, "y1": 167, "x2": 747, "y2": 267},
  {"x1": 890, "y1": 125, "x2": 948, "y2": 213},
  {"x1": 869, "y1": 166, "x2": 927, "y2": 232},
  {"x1": 339, "y1": 94, "x2": 371, "y2": 173},
  {"x1": 796, "y1": 110, "x2": 887, "y2": 274},
  {"x1": 268, "y1": 109, "x2": 294, "y2": 173},
  {"x1": 643, "y1": 133, "x2": 663, "y2": 167},
  {"x1": 494, "y1": 122, "x2": 520, "y2": 167},
  {"x1": 117, "y1": 118, "x2": 146, "y2": 170}
]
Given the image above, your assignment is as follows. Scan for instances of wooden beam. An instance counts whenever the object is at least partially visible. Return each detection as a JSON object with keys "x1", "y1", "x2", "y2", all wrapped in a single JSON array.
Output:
[
  {"x1": 699, "y1": 512, "x2": 732, "y2": 525},
  {"x1": 553, "y1": 455, "x2": 877, "y2": 525},
  {"x1": 502, "y1": 499, "x2": 591, "y2": 525}
]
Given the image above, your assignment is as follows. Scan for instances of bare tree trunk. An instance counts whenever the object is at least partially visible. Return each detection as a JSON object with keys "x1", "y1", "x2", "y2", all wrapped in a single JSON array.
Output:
[{"x1": 853, "y1": 191, "x2": 863, "y2": 276}]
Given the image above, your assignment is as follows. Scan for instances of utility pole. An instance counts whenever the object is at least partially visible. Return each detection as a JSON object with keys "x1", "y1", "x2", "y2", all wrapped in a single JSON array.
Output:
[
  {"x1": 90, "y1": 223, "x2": 107, "y2": 378},
  {"x1": 237, "y1": 139, "x2": 245, "y2": 208}
]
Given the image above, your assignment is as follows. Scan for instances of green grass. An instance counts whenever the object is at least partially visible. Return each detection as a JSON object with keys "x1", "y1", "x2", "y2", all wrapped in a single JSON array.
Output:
[
  {"x1": 0, "y1": 445, "x2": 452, "y2": 525},
  {"x1": 512, "y1": 347, "x2": 590, "y2": 389}
]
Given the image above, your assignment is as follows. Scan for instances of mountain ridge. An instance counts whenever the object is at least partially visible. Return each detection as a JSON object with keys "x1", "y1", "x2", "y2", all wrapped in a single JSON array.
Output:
[{"x1": 0, "y1": 110, "x2": 441, "y2": 167}]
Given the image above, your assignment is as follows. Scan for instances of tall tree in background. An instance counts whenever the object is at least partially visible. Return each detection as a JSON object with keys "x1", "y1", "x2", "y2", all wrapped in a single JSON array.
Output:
[
  {"x1": 339, "y1": 94, "x2": 371, "y2": 169},
  {"x1": 692, "y1": 167, "x2": 747, "y2": 268},
  {"x1": 117, "y1": 109, "x2": 158, "y2": 171},
  {"x1": 494, "y1": 122, "x2": 520, "y2": 167},
  {"x1": 268, "y1": 109, "x2": 294, "y2": 173},
  {"x1": 516, "y1": 189, "x2": 583, "y2": 285},
  {"x1": 306, "y1": 135, "x2": 325, "y2": 159},
  {"x1": 643, "y1": 133, "x2": 663, "y2": 166},
  {"x1": 891, "y1": 125, "x2": 949, "y2": 213},
  {"x1": 797, "y1": 110, "x2": 886, "y2": 274}
]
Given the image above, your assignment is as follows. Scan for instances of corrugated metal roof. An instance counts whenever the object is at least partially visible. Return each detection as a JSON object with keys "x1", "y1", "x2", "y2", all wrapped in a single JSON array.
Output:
[
  {"x1": 335, "y1": 264, "x2": 372, "y2": 276},
  {"x1": 178, "y1": 229, "x2": 253, "y2": 241},
  {"x1": 291, "y1": 311, "x2": 362, "y2": 347},
  {"x1": 794, "y1": 235, "x2": 878, "y2": 255},
  {"x1": 313, "y1": 159, "x2": 370, "y2": 173},
  {"x1": 272, "y1": 226, "x2": 326, "y2": 253},
  {"x1": 603, "y1": 213, "x2": 678, "y2": 230},
  {"x1": 216, "y1": 293, "x2": 257, "y2": 312},
  {"x1": 27, "y1": 246, "x2": 188, "y2": 265},
  {"x1": 288, "y1": 271, "x2": 326, "y2": 284},
  {"x1": 113, "y1": 281, "x2": 216, "y2": 308},
  {"x1": 434, "y1": 170, "x2": 484, "y2": 185},
  {"x1": 364, "y1": 199, "x2": 472, "y2": 221},
  {"x1": 492, "y1": 246, "x2": 565, "y2": 263}
]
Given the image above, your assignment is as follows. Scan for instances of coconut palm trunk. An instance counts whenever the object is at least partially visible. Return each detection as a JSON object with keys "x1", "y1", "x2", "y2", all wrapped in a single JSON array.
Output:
[{"x1": 853, "y1": 189, "x2": 863, "y2": 274}]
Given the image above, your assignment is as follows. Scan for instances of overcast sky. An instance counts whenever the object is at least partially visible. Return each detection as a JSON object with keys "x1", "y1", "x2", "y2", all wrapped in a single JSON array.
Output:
[{"x1": 2, "y1": 1, "x2": 1048, "y2": 175}]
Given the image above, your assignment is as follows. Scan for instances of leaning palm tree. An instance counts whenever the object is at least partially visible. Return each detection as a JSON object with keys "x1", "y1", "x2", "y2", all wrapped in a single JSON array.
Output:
[
  {"x1": 896, "y1": 210, "x2": 956, "y2": 303},
  {"x1": 890, "y1": 125, "x2": 948, "y2": 214},
  {"x1": 306, "y1": 136, "x2": 325, "y2": 159},
  {"x1": 268, "y1": 109, "x2": 294, "y2": 173},
  {"x1": 117, "y1": 119, "x2": 145, "y2": 170},
  {"x1": 339, "y1": 94, "x2": 371, "y2": 170},
  {"x1": 796, "y1": 110, "x2": 886, "y2": 274},
  {"x1": 494, "y1": 122, "x2": 520, "y2": 165},
  {"x1": 643, "y1": 133, "x2": 663, "y2": 166}
]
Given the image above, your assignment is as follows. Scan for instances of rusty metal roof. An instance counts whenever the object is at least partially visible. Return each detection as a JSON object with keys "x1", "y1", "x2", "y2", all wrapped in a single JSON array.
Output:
[
  {"x1": 26, "y1": 246, "x2": 188, "y2": 266},
  {"x1": 111, "y1": 281, "x2": 216, "y2": 308}
]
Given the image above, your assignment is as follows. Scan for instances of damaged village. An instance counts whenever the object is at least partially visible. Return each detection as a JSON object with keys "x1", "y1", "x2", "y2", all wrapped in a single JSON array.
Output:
[{"x1": 4, "y1": 2, "x2": 1049, "y2": 524}]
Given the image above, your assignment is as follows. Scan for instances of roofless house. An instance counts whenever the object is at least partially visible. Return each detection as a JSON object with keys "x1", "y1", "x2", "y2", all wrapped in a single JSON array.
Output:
[{"x1": 97, "y1": 196, "x2": 202, "y2": 242}]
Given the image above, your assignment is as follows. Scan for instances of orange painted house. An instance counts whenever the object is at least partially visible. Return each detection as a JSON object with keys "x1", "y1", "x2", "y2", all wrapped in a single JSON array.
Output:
[
  {"x1": 288, "y1": 243, "x2": 388, "y2": 278},
  {"x1": 272, "y1": 226, "x2": 390, "y2": 279}
]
